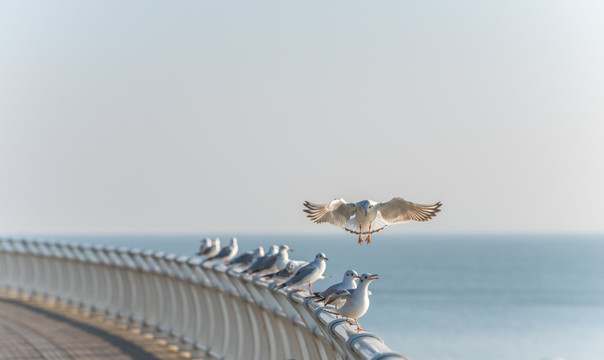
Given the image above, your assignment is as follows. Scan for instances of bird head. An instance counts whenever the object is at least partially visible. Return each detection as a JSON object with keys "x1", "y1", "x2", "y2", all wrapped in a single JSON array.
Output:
[
  {"x1": 344, "y1": 269, "x2": 359, "y2": 280},
  {"x1": 315, "y1": 253, "x2": 328, "y2": 261},
  {"x1": 357, "y1": 273, "x2": 379, "y2": 283},
  {"x1": 280, "y1": 244, "x2": 293, "y2": 252},
  {"x1": 359, "y1": 200, "x2": 370, "y2": 216}
]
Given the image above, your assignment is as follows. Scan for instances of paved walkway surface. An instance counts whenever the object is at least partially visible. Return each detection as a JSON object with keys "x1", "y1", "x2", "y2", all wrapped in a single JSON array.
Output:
[{"x1": 0, "y1": 296, "x2": 186, "y2": 360}]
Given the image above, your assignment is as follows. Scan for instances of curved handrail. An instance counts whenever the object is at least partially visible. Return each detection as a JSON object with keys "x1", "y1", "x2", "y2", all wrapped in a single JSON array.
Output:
[{"x1": 0, "y1": 238, "x2": 408, "y2": 360}]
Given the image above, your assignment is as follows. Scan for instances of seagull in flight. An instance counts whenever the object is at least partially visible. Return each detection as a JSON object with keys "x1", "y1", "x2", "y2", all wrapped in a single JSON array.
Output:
[{"x1": 303, "y1": 197, "x2": 442, "y2": 244}]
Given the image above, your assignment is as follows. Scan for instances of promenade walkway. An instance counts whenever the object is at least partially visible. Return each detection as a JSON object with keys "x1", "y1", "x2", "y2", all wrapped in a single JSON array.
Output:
[{"x1": 0, "y1": 296, "x2": 185, "y2": 360}]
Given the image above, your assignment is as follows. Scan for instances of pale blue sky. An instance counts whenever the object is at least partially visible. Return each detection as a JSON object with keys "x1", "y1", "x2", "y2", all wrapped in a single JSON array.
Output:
[{"x1": 1, "y1": 1, "x2": 603, "y2": 234}]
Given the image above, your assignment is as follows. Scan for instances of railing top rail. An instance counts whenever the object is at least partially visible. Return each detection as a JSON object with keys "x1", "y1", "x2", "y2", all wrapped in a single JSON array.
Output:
[{"x1": 0, "y1": 237, "x2": 408, "y2": 360}]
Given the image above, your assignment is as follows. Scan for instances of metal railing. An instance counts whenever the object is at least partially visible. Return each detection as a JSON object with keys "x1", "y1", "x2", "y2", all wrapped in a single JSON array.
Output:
[{"x1": 0, "y1": 238, "x2": 407, "y2": 360}]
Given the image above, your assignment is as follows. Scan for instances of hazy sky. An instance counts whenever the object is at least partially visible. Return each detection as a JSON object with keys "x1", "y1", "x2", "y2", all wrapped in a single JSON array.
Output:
[{"x1": 1, "y1": 1, "x2": 603, "y2": 234}]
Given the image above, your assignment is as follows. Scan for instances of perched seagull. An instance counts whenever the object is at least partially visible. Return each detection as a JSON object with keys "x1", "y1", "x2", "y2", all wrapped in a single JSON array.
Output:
[
  {"x1": 242, "y1": 245, "x2": 279, "y2": 273},
  {"x1": 229, "y1": 246, "x2": 264, "y2": 267},
  {"x1": 276, "y1": 253, "x2": 328, "y2": 294},
  {"x1": 312, "y1": 270, "x2": 359, "y2": 309},
  {"x1": 248, "y1": 245, "x2": 292, "y2": 275},
  {"x1": 196, "y1": 238, "x2": 212, "y2": 256},
  {"x1": 199, "y1": 238, "x2": 221, "y2": 257},
  {"x1": 205, "y1": 238, "x2": 238, "y2": 265},
  {"x1": 325, "y1": 273, "x2": 378, "y2": 332},
  {"x1": 303, "y1": 197, "x2": 442, "y2": 244}
]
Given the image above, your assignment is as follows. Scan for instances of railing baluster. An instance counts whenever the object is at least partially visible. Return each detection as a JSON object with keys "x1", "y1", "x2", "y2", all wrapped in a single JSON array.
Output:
[{"x1": 0, "y1": 237, "x2": 406, "y2": 360}]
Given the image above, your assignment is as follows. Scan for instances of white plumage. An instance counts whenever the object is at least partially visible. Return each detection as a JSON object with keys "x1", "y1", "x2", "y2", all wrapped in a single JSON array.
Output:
[
  {"x1": 312, "y1": 270, "x2": 359, "y2": 307},
  {"x1": 276, "y1": 253, "x2": 328, "y2": 294},
  {"x1": 206, "y1": 238, "x2": 238, "y2": 265},
  {"x1": 303, "y1": 197, "x2": 442, "y2": 243},
  {"x1": 327, "y1": 273, "x2": 378, "y2": 331},
  {"x1": 200, "y1": 238, "x2": 221, "y2": 257}
]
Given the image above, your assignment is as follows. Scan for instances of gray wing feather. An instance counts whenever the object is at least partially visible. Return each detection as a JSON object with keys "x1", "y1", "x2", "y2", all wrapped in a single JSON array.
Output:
[
  {"x1": 199, "y1": 246, "x2": 214, "y2": 256},
  {"x1": 377, "y1": 197, "x2": 442, "y2": 224},
  {"x1": 251, "y1": 254, "x2": 277, "y2": 273},
  {"x1": 246, "y1": 255, "x2": 269, "y2": 272},
  {"x1": 324, "y1": 289, "x2": 351, "y2": 305},
  {"x1": 303, "y1": 199, "x2": 357, "y2": 228},
  {"x1": 230, "y1": 252, "x2": 253, "y2": 266},
  {"x1": 211, "y1": 247, "x2": 229, "y2": 260},
  {"x1": 318, "y1": 282, "x2": 343, "y2": 298},
  {"x1": 285, "y1": 264, "x2": 314, "y2": 286}
]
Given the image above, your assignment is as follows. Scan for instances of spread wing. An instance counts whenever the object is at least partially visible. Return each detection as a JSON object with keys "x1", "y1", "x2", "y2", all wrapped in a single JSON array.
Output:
[
  {"x1": 376, "y1": 197, "x2": 442, "y2": 224},
  {"x1": 303, "y1": 199, "x2": 357, "y2": 228}
]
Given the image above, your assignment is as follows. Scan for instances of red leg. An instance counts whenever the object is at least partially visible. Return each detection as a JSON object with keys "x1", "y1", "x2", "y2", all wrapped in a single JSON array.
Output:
[
  {"x1": 365, "y1": 224, "x2": 371, "y2": 243},
  {"x1": 358, "y1": 225, "x2": 363, "y2": 244},
  {"x1": 355, "y1": 319, "x2": 365, "y2": 332}
]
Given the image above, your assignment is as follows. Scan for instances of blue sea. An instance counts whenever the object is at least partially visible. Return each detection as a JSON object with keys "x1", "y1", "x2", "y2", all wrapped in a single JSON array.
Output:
[{"x1": 30, "y1": 233, "x2": 604, "y2": 360}]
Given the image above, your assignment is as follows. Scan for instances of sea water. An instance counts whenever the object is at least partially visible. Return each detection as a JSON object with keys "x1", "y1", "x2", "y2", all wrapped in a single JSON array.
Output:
[{"x1": 35, "y1": 233, "x2": 604, "y2": 360}]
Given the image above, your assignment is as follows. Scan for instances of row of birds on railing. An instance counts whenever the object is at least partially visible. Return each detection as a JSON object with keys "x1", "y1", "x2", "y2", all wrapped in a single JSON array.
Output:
[{"x1": 196, "y1": 237, "x2": 377, "y2": 331}]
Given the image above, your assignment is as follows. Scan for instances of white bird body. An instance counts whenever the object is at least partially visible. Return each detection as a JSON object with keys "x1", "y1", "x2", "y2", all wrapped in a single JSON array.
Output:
[
  {"x1": 329, "y1": 273, "x2": 378, "y2": 331},
  {"x1": 203, "y1": 238, "x2": 221, "y2": 258},
  {"x1": 304, "y1": 197, "x2": 442, "y2": 243},
  {"x1": 351, "y1": 200, "x2": 379, "y2": 229},
  {"x1": 338, "y1": 285, "x2": 370, "y2": 320},
  {"x1": 277, "y1": 253, "x2": 328, "y2": 293},
  {"x1": 274, "y1": 245, "x2": 293, "y2": 272},
  {"x1": 315, "y1": 270, "x2": 358, "y2": 306}
]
